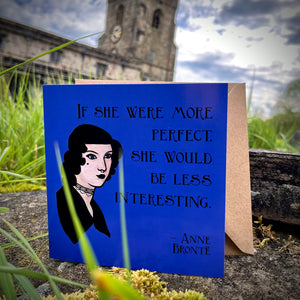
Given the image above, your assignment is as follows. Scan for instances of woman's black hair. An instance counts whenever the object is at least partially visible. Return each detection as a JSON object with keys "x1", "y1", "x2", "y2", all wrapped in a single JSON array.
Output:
[{"x1": 62, "y1": 124, "x2": 122, "y2": 186}]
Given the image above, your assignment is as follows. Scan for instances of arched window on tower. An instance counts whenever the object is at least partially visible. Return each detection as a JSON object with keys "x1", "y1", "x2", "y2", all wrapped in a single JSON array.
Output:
[
  {"x1": 138, "y1": 3, "x2": 146, "y2": 17},
  {"x1": 152, "y1": 9, "x2": 161, "y2": 29},
  {"x1": 116, "y1": 5, "x2": 124, "y2": 25}
]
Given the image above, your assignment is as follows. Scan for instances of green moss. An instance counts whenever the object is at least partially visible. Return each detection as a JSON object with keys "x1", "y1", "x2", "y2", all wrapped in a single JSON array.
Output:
[
  {"x1": 42, "y1": 268, "x2": 207, "y2": 300},
  {"x1": 79, "y1": 267, "x2": 206, "y2": 300},
  {"x1": 0, "y1": 183, "x2": 46, "y2": 193}
]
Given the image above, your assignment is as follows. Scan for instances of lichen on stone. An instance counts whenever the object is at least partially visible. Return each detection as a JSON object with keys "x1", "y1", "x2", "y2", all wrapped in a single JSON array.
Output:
[{"x1": 253, "y1": 216, "x2": 279, "y2": 248}]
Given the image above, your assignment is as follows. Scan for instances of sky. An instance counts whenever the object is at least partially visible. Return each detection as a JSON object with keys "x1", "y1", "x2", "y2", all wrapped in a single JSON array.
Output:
[{"x1": 0, "y1": 0, "x2": 299, "y2": 116}]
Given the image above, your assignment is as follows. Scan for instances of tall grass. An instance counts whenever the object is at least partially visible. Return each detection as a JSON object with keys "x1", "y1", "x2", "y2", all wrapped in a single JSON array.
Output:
[
  {"x1": 0, "y1": 72, "x2": 299, "y2": 192},
  {"x1": 0, "y1": 70, "x2": 46, "y2": 192},
  {"x1": 247, "y1": 113, "x2": 298, "y2": 153},
  {"x1": 0, "y1": 218, "x2": 88, "y2": 300}
]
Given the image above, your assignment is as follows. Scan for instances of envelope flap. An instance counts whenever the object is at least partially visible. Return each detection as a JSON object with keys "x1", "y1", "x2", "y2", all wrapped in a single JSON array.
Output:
[{"x1": 225, "y1": 83, "x2": 253, "y2": 255}]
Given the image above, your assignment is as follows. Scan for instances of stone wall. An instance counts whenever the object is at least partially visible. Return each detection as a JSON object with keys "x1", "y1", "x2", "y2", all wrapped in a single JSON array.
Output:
[
  {"x1": 0, "y1": 15, "x2": 174, "y2": 82},
  {"x1": 250, "y1": 149, "x2": 300, "y2": 225}
]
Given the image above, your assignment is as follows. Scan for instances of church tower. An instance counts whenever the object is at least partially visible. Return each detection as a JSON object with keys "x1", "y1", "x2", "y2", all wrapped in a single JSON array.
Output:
[{"x1": 98, "y1": 0, "x2": 178, "y2": 81}]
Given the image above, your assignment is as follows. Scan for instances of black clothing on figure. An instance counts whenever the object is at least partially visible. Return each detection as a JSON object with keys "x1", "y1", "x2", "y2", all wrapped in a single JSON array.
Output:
[{"x1": 56, "y1": 186, "x2": 110, "y2": 244}]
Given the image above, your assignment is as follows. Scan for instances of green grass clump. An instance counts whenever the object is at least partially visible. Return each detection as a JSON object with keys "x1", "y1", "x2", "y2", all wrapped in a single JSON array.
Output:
[
  {"x1": 247, "y1": 113, "x2": 298, "y2": 153},
  {"x1": 0, "y1": 218, "x2": 88, "y2": 300},
  {"x1": 0, "y1": 70, "x2": 46, "y2": 192}
]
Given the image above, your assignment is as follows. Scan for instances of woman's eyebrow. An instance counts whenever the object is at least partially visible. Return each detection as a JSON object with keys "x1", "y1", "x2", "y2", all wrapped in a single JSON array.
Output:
[{"x1": 86, "y1": 150, "x2": 98, "y2": 154}]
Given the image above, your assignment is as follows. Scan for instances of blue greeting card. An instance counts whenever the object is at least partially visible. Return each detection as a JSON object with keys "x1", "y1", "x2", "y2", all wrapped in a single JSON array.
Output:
[{"x1": 43, "y1": 83, "x2": 228, "y2": 278}]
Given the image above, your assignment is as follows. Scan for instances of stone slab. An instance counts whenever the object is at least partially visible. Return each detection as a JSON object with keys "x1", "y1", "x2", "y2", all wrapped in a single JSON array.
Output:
[
  {"x1": 250, "y1": 149, "x2": 300, "y2": 225},
  {"x1": 0, "y1": 191, "x2": 299, "y2": 299}
]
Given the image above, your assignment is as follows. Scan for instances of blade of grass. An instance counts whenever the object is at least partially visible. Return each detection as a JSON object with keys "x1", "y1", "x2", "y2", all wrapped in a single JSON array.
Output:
[
  {"x1": 0, "y1": 170, "x2": 46, "y2": 185},
  {"x1": 54, "y1": 143, "x2": 98, "y2": 272},
  {"x1": 0, "y1": 171, "x2": 14, "y2": 192},
  {"x1": 54, "y1": 143, "x2": 145, "y2": 300},
  {"x1": 0, "y1": 247, "x2": 17, "y2": 300},
  {"x1": 16, "y1": 153, "x2": 45, "y2": 174},
  {"x1": 247, "y1": 69, "x2": 256, "y2": 114},
  {"x1": 1, "y1": 232, "x2": 48, "y2": 249},
  {"x1": 0, "y1": 146, "x2": 10, "y2": 164},
  {"x1": 0, "y1": 170, "x2": 32, "y2": 179},
  {"x1": 8, "y1": 263, "x2": 42, "y2": 300},
  {"x1": 54, "y1": 143, "x2": 108, "y2": 300},
  {"x1": 0, "y1": 220, "x2": 64, "y2": 300},
  {"x1": 0, "y1": 32, "x2": 102, "y2": 77},
  {"x1": 25, "y1": 240, "x2": 48, "y2": 269},
  {"x1": 119, "y1": 155, "x2": 131, "y2": 283},
  {"x1": 92, "y1": 270, "x2": 146, "y2": 300},
  {"x1": 0, "y1": 178, "x2": 46, "y2": 185},
  {"x1": 251, "y1": 133, "x2": 273, "y2": 149},
  {"x1": 0, "y1": 207, "x2": 10, "y2": 213},
  {"x1": 0, "y1": 266, "x2": 89, "y2": 289}
]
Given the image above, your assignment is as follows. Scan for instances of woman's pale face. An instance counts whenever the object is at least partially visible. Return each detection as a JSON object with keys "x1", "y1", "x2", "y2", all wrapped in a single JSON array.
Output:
[{"x1": 76, "y1": 144, "x2": 113, "y2": 189}]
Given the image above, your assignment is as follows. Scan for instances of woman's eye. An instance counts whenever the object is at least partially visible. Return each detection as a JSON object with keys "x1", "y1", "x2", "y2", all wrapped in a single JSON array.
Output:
[
  {"x1": 87, "y1": 154, "x2": 97, "y2": 160},
  {"x1": 105, "y1": 153, "x2": 112, "y2": 159}
]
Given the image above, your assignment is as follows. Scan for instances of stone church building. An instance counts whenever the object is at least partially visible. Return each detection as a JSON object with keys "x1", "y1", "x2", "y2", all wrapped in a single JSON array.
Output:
[{"x1": 0, "y1": 0, "x2": 178, "y2": 82}]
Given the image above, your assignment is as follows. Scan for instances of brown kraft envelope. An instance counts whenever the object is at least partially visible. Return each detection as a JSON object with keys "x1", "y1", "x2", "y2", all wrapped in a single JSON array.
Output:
[{"x1": 75, "y1": 80, "x2": 254, "y2": 256}]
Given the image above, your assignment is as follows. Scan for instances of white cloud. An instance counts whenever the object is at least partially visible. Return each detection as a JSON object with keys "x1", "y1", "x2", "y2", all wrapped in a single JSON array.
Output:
[
  {"x1": 0, "y1": 0, "x2": 299, "y2": 116},
  {"x1": 174, "y1": 0, "x2": 300, "y2": 115},
  {"x1": 0, "y1": 0, "x2": 106, "y2": 46}
]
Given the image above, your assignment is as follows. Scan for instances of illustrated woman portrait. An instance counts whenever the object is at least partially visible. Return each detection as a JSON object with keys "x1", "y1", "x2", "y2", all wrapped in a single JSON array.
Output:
[{"x1": 56, "y1": 124, "x2": 122, "y2": 244}]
